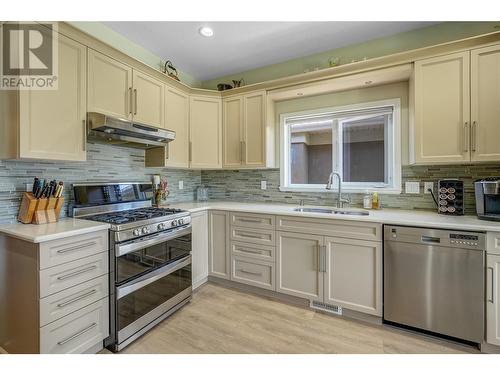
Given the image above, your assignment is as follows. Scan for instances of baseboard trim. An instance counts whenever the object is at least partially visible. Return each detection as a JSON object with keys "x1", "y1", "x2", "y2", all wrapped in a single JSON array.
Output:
[
  {"x1": 193, "y1": 277, "x2": 208, "y2": 290},
  {"x1": 481, "y1": 342, "x2": 500, "y2": 354}
]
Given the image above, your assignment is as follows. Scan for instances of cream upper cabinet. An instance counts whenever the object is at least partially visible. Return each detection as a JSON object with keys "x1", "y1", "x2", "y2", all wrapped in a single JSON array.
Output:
[
  {"x1": 87, "y1": 49, "x2": 133, "y2": 120},
  {"x1": 165, "y1": 86, "x2": 190, "y2": 168},
  {"x1": 487, "y1": 254, "x2": 500, "y2": 347},
  {"x1": 132, "y1": 70, "x2": 165, "y2": 128},
  {"x1": 223, "y1": 96, "x2": 244, "y2": 168},
  {"x1": 411, "y1": 52, "x2": 470, "y2": 164},
  {"x1": 208, "y1": 211, "x2": 230, "y2": 279},
  {"x1": 1, "y1": 31, "x2": 87, "y2": 161},
  {"x1": 276, "y1": 231, "x2": 323, "y2": 300},
  {"x1": 222, "y1": 91, "x2": 267, "y2": 168},
  {"x1": 243, "y1": 91, "x2": 266, "y2": 167},
  {"x1": 470, "y1": 44, "x2": 500, "y2": 162},
  {"x1": 324, "y1": 237, "x2": 382, "y2": 316},
  {"x1": 190, "y1": 95, "x2": 222, "y2": 169}
]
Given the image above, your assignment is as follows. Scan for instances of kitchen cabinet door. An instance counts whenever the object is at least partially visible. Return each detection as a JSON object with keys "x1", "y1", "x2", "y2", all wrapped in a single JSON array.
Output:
[
  {"x1": 223, "y1": 96, "x2": 243, "y2": 168},
  {"x1": 132, "y1": 70, "x2": 165, "y2": 128},
  {"x1": 191, "y1": 211, "x2": 209, "y2": 289},
  {"x1": 87, "y1": 49, "x2": 132, "y2": 120},
  {"x1": 487, "y1": 254, "x2": 500, "y2": 346},
  {"x1": 470, "y1": 44, "x2": 500, "y2": 162},
  {"x1": 276, "y1": 231, "x2": 323, "y2": 300},
  {"x1": 18, "y1": 32, "x2": 87, "y2": 161},
  {"x1": 190, "y1": 96, "x2": 222, "y2": 169},
  {"x1": 412, "y1": 52, "x2": 470, "y2": 164},
  {"x1": 243, "y1": 91, "x2": 266, "y2": 167},
  {"x1": 208, "y1": 211, "x2": 230, "y2": 279},
  {"x1": 324, "y1": 237, "x2": 382, "y2": 316},
  {"x1": 165, "y1": 86, "x2": 190, "y2": 168}
]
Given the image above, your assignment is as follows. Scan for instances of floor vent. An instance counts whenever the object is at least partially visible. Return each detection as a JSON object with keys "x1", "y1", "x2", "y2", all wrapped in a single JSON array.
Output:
[{"x1": 310, "y1": 301, "x2": 343, "y2": 315}]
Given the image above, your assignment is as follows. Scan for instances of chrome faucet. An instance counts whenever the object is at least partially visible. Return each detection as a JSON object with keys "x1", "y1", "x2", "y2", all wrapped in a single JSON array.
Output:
[{"x1": 326, "y1": 172, "x2": 350, "y2": 208}]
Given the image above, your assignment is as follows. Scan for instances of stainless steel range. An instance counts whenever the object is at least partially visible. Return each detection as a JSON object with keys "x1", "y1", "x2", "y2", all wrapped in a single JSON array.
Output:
[{"x1": 71, "y1": 182, "x2": 192, "y2": 352}]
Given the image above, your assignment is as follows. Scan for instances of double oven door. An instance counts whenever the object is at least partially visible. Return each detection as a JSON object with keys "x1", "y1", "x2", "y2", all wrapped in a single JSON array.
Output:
[{"x1": 111, "y1": 225, "x2": 192, "y2": 350}]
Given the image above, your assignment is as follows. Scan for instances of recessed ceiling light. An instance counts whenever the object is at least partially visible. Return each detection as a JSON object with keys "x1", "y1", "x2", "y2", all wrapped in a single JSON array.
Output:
[{"x1": 199, "y1": 27, "x2": 214, "y2": 37}]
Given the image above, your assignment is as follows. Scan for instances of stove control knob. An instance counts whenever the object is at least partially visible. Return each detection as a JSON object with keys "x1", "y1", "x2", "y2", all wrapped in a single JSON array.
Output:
[
  {"x1": 133, "y1": 229, "x2": 141, "y2": 236},
  {"x1": 171, "y1": 219, "x2": 178, "y2": 227},
  {"x1": 157, "y1": 223, "x2": 165, "y2": 231},
  {"x1": 178, "y1": 218, "x2": 184, "y2": 225},
  {"x1": 142, "y1": 227, "x2": 150, "y2": 235}
]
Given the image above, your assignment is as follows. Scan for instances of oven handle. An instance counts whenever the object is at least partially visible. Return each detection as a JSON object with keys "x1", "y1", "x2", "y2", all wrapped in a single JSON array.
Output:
[
  {"x1": 116, "y1": 225, "x2": 192, "y2": 257},
  {"x1": 116, "y1": 254, "x2": 191, "y2": 299}
]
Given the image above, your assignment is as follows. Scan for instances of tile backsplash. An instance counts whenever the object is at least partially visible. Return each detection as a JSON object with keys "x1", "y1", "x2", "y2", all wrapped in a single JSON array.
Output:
[
  {"x1": 1, "y1": 143, "x2": 499, "y2": 224},
  {"x1": 0, "y1": 143, "x2": 200, "y2": 224},
  {"x1": 201, "y1": 164, "x2": 500, "y2": 214}
]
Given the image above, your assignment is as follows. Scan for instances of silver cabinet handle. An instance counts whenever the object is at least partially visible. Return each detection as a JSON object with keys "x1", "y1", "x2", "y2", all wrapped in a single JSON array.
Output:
[
  {"x1": 488, "y1": 266, "x2": 495, "y2": 303},
  {"x1": 242, "y1": 141, "x2": 246, "y2": 164},
  {"x1": 240, "y1": 141, "x2": 244, "y2": 163},
  {"x1": 128, "y1": 87, "x2": 133, "y2": 115},
  {"x1": 318, "y1": 244, "x2": 327, "y2": 272},
  {"x1": 57, "y1": 322, "x2": 97, "y2": 346},
  {"x1": 82, "y1": 119, "x2": 87, "y2": 152},
  {"x1": 166, "y1": 144, "x2": 169, "y2": 160},
  {"x1": 56, "y1": 241, "x2": 97, "y2": 254},
  {"x1": 57, "y1": 289, "x2": 97, "y2": 308},
  {"x1": 236, "y1": 247, "x2": 263, "y2": 255},
  {"x1": 189, "y1": 141, "x2": 192, "y2": 162},
  {"x1": 133, "y1": 88, "x2": 138, "y2": 115},
  {"x1": 57, "y1": 265, "x2": 97, "y2": 281},
  {"x1": 238, "y1": 218, "x2": 263, "y2": 224},
  {"x1": 322, "y1": 245, "x2": 327, "y2": 272},
  {"x1": 471, "y1": 121, "x2": 477, "y2": 152},
  {"x1": 317, "y1": 244, "x2": 321, "y2": 272},
  {"x1": 464, "y1": 121, "x2": 469, "y2": 152},
  {"x1": 237, "y1": 232, "x2": 263, "y2": 239},
  {"x1": 238, "y1": 269, "x2": 262, "y2": 276}
]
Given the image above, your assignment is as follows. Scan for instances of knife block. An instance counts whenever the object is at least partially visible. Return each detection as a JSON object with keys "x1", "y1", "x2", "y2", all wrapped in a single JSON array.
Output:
[{"x1": 18, "y1": 192, "x2": 65, "y2": 224}]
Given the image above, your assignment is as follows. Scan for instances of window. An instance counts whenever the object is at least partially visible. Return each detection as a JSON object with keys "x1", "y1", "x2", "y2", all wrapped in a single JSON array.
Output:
[{"x1": 280, "y1": 99, "x2": 401, "y2": 193}]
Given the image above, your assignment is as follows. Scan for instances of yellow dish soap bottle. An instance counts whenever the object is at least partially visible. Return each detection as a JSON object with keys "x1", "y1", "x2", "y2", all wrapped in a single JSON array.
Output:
[{"x1": 372, "y1": 192, "x2": 380, "y2": 210}]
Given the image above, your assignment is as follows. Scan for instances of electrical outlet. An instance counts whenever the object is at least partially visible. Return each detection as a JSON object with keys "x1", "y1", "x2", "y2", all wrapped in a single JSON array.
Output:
[
  {"x1": 261, "y1": 181, "x2": 267, "y2": 190},
  {"x1": 424, "y1": 182, "x2": 434, "y2": 194},
  {"x1": 405, "y1": 181, "x2": 420, "y2": 194},
  {"x1": 178, "y1": 180, "x2": 184, "y2": 190},
  {"x1": 26, "y1": 183, "x2": 33, "y2": 192}
]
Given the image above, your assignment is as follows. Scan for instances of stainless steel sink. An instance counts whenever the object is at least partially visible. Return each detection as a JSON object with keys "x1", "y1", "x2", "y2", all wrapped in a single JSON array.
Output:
[{"x1": 293, "y1": 207, "x2": 369, "y2": 216}]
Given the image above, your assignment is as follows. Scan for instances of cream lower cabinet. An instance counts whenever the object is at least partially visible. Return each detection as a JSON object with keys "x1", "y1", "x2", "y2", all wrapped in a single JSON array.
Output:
[
  {"x1": 190, "y1": 95, "x2": 223, "y2": 169},
  {"x1": 276, "y1": 232, "x2": 323, "y2": 300},
  {"x1": 324, "y1": 237, "x2": 382, "y2": 316},
  {"x1": 192, "y1": 211, "x2": 209, "y2": 289},
  {"x1": 1, "y1": 30, "x2": 87, "y2": 161},
  {"x1": 208, "y1": 211, "x2": 230, "y2": 279},
  {"x1": 487, "y1": 254, "x2": 500, "y2": 346}
]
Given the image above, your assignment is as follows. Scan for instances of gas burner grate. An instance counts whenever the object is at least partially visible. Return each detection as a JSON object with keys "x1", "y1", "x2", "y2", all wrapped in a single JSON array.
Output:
[{"x1": 85, "y1": 207, "x2": 185, "y2": 224}]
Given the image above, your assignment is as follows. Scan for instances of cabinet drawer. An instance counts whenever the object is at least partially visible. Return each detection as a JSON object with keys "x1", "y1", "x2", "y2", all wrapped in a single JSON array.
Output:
[
  {"x1": 231, "y1": 255, "x2": 275, "y2": 290},
  {"x1": 39, "y1": 230, "x2": 108, "y2": 270},
  {"x1": 230, "y1": 212, "x2": 275, "y2": 230},
  {"x1": 487, "y1": 232, "x2": 500, "y2": 256},
  {"x1": 40, "y1": 274, "x2": 108, "y2": 327},
  {"x1": 231, "y1": 227, "x2": 275, "y2": 246},
  {"x1": 40, "y1": 297, "x2": 109, "y2": 354},
  {"x1": 231, "y1": 241, "x2": 275, "y2": 261},
  {"x1": 39, "y1": 252, "x2": 108, "y2": 298},
  {"x1": 277, "y1": 215, "x2": 381, "y2": 241}
]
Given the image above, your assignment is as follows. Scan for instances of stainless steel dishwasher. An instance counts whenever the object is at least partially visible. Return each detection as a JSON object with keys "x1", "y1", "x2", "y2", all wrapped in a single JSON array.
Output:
[{"x1": 384, "y1": 225, "x2": 485, "y2": 344}]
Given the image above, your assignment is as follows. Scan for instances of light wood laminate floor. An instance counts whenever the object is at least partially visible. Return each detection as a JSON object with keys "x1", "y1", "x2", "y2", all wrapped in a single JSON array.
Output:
[{"x1": 120, "y1": 283, "x2": 478, "y2": 354}]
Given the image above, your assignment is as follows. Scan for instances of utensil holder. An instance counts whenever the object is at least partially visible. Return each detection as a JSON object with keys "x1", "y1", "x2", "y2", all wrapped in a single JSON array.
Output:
[{"x1": 18, "y1": 192, "x2": 65, "y2": 224}]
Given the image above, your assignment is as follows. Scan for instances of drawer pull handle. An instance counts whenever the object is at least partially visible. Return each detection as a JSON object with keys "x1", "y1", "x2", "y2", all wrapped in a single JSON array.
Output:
[
  {"x1": 488, "y1": 266, "x2": 495, "y2": 303},
  {"x1": 56, "y1": 289, "x2": 97, "y2": 308},
  {"x1": 238, "y1": 269, "x2": 263, "y2": 276},
  {"x1": 238, "y1": 218, "x2": 263, "y2": 224},
  {"x1": 57, "y1": 265, "x2": 98, "y2": 281},
  {"x1": 56, "y1": 241, "x2": 97, "y2": 254},
  {"x1": 57, "y1": 322, "x2": 97, "y2": 346},
  {"x1": 238, "y1": 233, "x2": 264, "y2": 239},
  {"x1": 238, "y1": 248, "x2": 263, "y2": 255}
]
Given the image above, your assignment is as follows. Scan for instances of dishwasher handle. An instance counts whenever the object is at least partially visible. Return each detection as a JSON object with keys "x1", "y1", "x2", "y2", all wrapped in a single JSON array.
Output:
[{"x1": 421, "y1": 235, "x2": 441, "y2": 244}]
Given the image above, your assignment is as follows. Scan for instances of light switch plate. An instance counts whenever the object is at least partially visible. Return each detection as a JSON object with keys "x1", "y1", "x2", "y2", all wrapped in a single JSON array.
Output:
[
  {"x1": 261, "y1": 181, "x2": 267, "y2": 190},
  {"x1": 405, "y1": 181, "x2": 420, "y2": 194},
  {"x1": 424, "y1": 182, "x2": 434, "y2": 194},
  {"x1": 178, "y1": 180, "x2": 184, "y2": 190}
]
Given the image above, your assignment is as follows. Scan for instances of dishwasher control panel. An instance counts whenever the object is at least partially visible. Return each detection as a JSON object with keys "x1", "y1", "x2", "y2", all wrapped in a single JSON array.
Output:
[{"x1": 449, "y1": 233, "x2": 480, "y2": 247}]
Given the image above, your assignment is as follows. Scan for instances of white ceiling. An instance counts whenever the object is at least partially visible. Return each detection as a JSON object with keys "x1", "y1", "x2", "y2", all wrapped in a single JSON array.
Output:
[{"x1": 103, "y1": 22, "x2": 437, "y2": 81}]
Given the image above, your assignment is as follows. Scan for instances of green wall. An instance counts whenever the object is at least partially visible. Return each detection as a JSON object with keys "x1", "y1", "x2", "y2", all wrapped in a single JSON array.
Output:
[
  {"x1": 202, "y1": 22, "x2": 500, "y2": 89},
  {"x1": 68, "y1": 22, "x2": 201, "y2": 87}
]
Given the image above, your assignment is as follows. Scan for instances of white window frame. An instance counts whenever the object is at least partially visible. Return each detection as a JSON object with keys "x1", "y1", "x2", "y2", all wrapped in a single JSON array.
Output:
[{"x1": 279, "y1": 98, "x2": 401, "y2": 194}]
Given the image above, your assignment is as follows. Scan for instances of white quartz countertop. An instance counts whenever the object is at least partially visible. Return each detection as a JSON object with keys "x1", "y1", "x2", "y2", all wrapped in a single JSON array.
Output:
[
  {"x1": 163, "y1": 201, "x2": 500, "y2": 233},
  {"x1": 0, "y1": 218, "x2": 110, "y2": 243}
]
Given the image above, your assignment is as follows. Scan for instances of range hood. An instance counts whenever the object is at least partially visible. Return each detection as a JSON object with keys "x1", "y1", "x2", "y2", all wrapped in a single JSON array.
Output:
[{"x1": 87, "y1": 112, "x2": 175, "y2": 149}]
